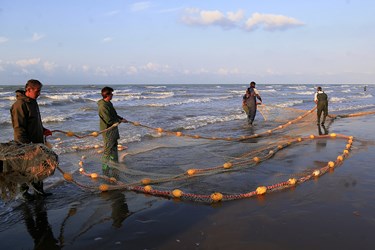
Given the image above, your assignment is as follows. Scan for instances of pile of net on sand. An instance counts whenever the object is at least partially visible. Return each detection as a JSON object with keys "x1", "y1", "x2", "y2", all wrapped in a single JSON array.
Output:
[{"x1": 0, "y1": 142, "x2": 58, "y2": 200}]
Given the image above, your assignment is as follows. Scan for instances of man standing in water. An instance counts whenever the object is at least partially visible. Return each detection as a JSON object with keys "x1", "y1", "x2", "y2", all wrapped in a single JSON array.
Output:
[
  {"x1": 10, "y1": 79, "x2": 53, "y2": 200},
  {"x1": 98, "y1": 87, "x2": 127, "y2": 176},
  {"x1": 314, "y1": 86, "x2": 329, "y2": 125},
  {"x1": 243, "y1": 81, "x2": 262, "y2": 125}
]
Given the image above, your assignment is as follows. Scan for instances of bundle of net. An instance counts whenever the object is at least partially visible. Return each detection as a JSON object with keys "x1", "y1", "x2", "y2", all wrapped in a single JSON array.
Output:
[{"x1": 0, "y1": 142, "x2": 58, "y2": 201}]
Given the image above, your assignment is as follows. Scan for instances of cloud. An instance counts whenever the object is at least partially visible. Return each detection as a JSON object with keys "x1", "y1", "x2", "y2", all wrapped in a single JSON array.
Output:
[
  {"x1": 102, "y1": 37, "x2": 113, "y2": 43},
  {"x1": 182, "y1": 8, "x2": 243, "y2": 28},
  {"x1": 43, "y1": 61, "x2": 57, "y2": 72},
  {"x1": 0, "y1": 36, "x2": 9, "y2": 44},
  {"x1": 31, "y1": 32, "x2": 45, "y2": 41},
  {"x1": 181, "y1": 8, "x2": 304, "y2": 32},
  {"x1": 245, "y1": 13, "x2": 304, "y2": 31},
  {"x1": 16, "y1": 58, "x2": 41, "y2": 67},
  {"x1": 130, "y1": 2, "x2": 151, "y2": 12}
]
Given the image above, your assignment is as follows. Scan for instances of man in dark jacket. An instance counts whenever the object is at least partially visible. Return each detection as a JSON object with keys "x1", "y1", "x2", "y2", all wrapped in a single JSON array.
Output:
[
  {"x1": 10, "y1": 79, "x2": 52, "y2": 200},
  {"x1": 314, "y1": 86, "x2": 329, "y2": 125},
  {"x1": 98, "y1": 87, "x2": 127, "y2": 176}
]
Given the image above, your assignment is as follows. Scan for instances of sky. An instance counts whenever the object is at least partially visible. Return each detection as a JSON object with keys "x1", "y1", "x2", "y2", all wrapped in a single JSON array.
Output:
[{"x1": 0, "y1": 0, "x2": 374, "y2": 85}]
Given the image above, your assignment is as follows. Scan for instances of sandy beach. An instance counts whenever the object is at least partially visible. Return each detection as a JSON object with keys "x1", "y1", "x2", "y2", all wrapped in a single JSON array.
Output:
[{"x1": 1, "y1": 108, "x2": 375, "y2": 250}]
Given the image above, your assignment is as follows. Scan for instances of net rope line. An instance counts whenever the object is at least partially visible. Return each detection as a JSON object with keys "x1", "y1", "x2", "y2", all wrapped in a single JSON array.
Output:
[
  {"x1": 50, "y1": 105, "x2": 317, "y2": 144},
  {"x1": 58, "y1": 133, "x2": 354, "y2": 203}
]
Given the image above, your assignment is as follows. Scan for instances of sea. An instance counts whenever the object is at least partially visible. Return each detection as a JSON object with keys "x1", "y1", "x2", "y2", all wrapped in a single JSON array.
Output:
[{"x1": 1, "y1": 83, "x2": 375, "y2": 249}]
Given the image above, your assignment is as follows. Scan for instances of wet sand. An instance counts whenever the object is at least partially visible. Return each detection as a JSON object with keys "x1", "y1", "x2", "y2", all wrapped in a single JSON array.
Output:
[{"x1": 1, "y1": 114, "x2": 375, "y2": 250}]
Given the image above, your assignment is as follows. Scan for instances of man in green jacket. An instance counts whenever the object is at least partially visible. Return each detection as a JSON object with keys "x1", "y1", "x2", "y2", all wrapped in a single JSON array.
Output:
[
  {"x1": 10, "y1": 79, "x2": 53, "y2": 200},
  {"x1": 98, "y1": 87, "x2": 127, "y2": 176}
]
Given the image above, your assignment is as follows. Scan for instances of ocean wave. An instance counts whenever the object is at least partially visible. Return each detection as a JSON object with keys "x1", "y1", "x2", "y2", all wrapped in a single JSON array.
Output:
[
  {"x1": 182, "y1": 113, "x2": 244, "y2": 130},
  {"x1": 330, "y1": 104, "x2": 375, "y2": 112},
  {"x1": 42, "y1": 114, "x2": 71, "y2": 123},
  {"x1": 274, "y1": 100, "x2": 304, "y2": 108},
  {"x1": 330, "y1": 97, "x2": 346, "y2": 103},
  {"x1": 145, "y1": 86, "x2": 166, "y2": 89},
  {"x1": 292, "y1": 91, "x2": 315, "y2": 95},
  {"x1": 146, "y1": 96, "x2": 231, "y2": 107}
]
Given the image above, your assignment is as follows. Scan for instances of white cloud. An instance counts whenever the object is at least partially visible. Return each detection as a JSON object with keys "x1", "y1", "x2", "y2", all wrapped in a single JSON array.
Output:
[
  {"x1": 31, "y1": 32, "x2": 45, "y2": 41},
  {"x1": 182, "y1": 8, "x2": 242, "y2": 28},
  {"x1": 102, "y1": 37, "x2": 113, "y2": 43},
  {"x1": 82, "y1": 65, "x2": 90, "y2": 72},
  {"x1": 16, "y1": 58, "x2": 41, "y2": 67},
  {"x1": 127, "y1": 66, "x2": 138, "y2": 75},
  {"x1": 130, "y1": 2, "x2": 151, "y2": 12},
  {"x1": 217, "y1": 67, "x2": 240, "y2": 76},
  {"x1": 0, "y1": 36, "x2": 9, "y2": 44},
  {"x1": 182, "y1": 9, "x2": 303, "y2": 32},
  {"x1": 245, "y1": 13, "x2": 304, "y2": 31},
  {"x1": 43, "y1": 61, "x2": 57, "y2": 72}
]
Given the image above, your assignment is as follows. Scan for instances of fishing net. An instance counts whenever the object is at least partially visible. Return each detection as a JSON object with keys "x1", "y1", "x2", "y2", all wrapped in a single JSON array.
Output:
[
  {"x1": 0, "y1": 142, "x2": 58, "y2": 200},
  {"x1": 1, "y1": 104, "x2": 374, "y2": 203}
]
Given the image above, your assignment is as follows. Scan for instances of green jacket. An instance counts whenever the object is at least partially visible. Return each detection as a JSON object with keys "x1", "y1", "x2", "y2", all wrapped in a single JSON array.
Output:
[
  {"x1": 97, "y1": 99, "x2": 122, "y2": 140},
  {"x1": 10, "y1": 90, "x2": 45, "y2": 143}
]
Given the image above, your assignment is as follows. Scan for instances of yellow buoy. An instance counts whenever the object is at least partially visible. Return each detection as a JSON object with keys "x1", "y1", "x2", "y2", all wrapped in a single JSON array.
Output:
[
  {"x1": 72, "y1": 145, "x2": 78, "y2": 150},
  {"x1": 343, "y1": 149, "x2": 349, "y2": 155},
  {"x1": 66, "y1": 131, "x2": 74, "y2": 137},
  {"x1": 94, "y1": 144, "x2": 100, "y2": 149},
  {"x1": 194, "y1": 135, "x2": 201, "y2": 139},
  {"x1": 288, "y1": 121, "x2": 292, "y2": 125},
  {"x1": 267, "y1": 130, "x2": 272, "y2": 134},
  {"x1": 309, "y1": 134, "x2": 315, "y2": 139},
  {"x1": 278, "y1": 145, "x2": 283, "y2": 149},
  {"x1": 81, "y1": 155, "x2": 86, "y2": 160},
  {"x1": 78, "y1": 161, "x2": 83, "y2": 166},
  {"x1": 349, "y1": 136, "x2": 354, "y2": 140},
  {"x1": 328, "y1": 161, "x2": 335, "y2": 168},
  {"x1": 298, "y1": 116, "x2": 302, "y2": 119},
  {"x1": 313, "y1": 170, "x2": 320, "y2": 176},
  {"x1": 278, "y1": 125, "x2": 283, "y2": 129},
  {"x1": 330, "y1": 133, "x2": 337, "y2": 138},
  {"x1": 253, "y1": 134, "x2": 259, "y2": 137},
  {"x1": 345, "y1": 144, "x2": 351, "y2": 149},
  {"x1": 144, "y1": 185, "x2": 152, "y2": 192},
  {"x1": 109, "y1": 177, "x2": 117, "y2": 182},
  {"x1": 63, "y1": 173, "x2": 73, "y2": 182},
  {"x1": 187, "y1": 169, "x2": 196, "y2": 176},
  {"x1": 172, "y1": 189, "x2": 183, "y2": 198},
  {"x1": 91, "y1": 131, "x2": 99, "y2": 137},
  {"x1": 157, "y1": 127, "x2": 163, "y2": 133},
  {"x1": 256, "y1": 186, "x2": 267, "y2": 195},
  {"x1": 337, "y1": 155, "x2": 344, "y2": 161},
  {"x1": 133, "y1": 121, "x2": 140, "y2": 126},
  {"x1": 297, "y1": 138, "x2": 302, "y2": 142},
  {"x1": 223, "y1": 162, "x2": 232, "y2": 169},
  {"x1": 141, "y1": 178, "x2": 151, "y2": 185},
  {"x1": 210, "y1": 192, "x2": 223, "y2": 202},
  {"x1": 348, "y1": 139, "x2": 353, "y2": 145},
  {"x1": 253, "y1": 157, "x2": 261, "y2": 163},
  {"x1": 99, "y1": 184, "x2": 109, "y2": 192},
  {"x1": 269, "y1": 150, "x2": 274, "y2": 155},
  {"x1": 91, "y1": 173, "x2": 98, "y2": 179},
  {"x1": 97, "y1": 150, "x2": 103, "y2": 154},
  {"x1": 288, "y1": 178, "x2": 297, "y2": 185},
  {"x1": 176, "y1": 132, "x2": 182, "y2": 136},
  {"x1": 79, "y1": 168, "x2": 84, "y2": 173}
]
